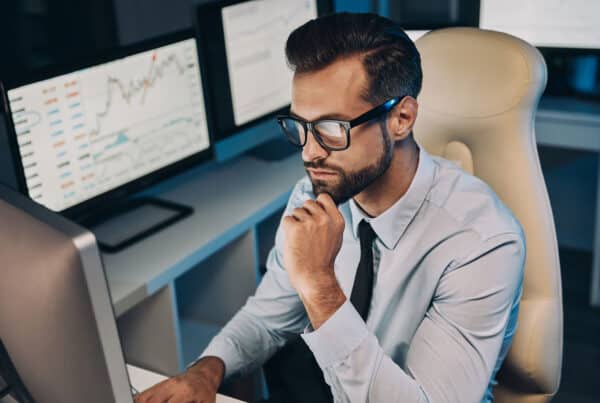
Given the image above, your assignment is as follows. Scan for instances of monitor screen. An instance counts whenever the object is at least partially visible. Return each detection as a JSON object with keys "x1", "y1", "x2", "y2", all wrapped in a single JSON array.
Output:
[
  {"x1": 2, "y1": 34, "x2": 212, "y2": 214},
  {"x1": 194, "y1": 0, "x2": 333, "y2": 141},
  {"x1": 222, "y1": 0, "x2": 318, "y2": 126},
  {"x1": 479, "y1": 0, "x2": 600, "y2": 49}
]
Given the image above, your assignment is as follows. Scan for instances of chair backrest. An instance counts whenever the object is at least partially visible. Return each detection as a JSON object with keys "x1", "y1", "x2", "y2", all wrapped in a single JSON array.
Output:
[{"x1": 414, "y1": 28, "x2": 563, "y2": 402}]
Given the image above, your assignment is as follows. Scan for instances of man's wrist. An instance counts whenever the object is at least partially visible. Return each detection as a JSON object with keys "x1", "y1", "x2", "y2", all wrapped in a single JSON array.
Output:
[
  {"x1": 299, "y1": 272, "x2": 346, "y2": 330},
  {"x1": 187, "y1": 356, "x2": 225, "y2": 390}
]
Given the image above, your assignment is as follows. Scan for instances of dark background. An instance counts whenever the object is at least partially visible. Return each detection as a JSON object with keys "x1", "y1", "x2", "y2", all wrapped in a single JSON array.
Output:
[{"x1": 0, "y1": 1, "x2": 599, "y2": 402}]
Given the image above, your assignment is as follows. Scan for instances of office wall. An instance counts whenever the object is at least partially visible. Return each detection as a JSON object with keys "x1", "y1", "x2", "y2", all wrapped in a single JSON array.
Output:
[
  {"x1": 336, "y1": 0, "x2": 371, "y2": 12},
  {"x1": 114, "y1": 0, "x2": 205, "y2": 46}
]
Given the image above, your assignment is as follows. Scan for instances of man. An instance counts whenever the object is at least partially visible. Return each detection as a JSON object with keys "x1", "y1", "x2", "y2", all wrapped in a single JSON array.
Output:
[{"x1": 135, "y1": 12, "x2": 524, "y2": 403}]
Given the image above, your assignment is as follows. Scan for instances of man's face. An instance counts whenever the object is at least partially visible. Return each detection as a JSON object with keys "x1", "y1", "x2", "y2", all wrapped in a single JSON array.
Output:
[{"x1": 291, "y1": 57, "x2": 394, "y2": 205}]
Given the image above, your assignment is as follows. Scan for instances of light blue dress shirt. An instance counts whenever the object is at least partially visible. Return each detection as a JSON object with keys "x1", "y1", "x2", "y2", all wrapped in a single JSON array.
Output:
[{"x1": 199, "y1": 147, "x2": 525, "y2": 403}]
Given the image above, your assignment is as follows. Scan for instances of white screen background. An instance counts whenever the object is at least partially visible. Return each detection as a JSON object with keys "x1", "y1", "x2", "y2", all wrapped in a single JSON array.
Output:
[{"x1": 222, "y1": 0, "x2": 318, "y2": 126}]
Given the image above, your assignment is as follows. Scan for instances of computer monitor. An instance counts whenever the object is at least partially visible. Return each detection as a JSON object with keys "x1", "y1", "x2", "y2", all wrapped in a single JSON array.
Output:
[
  {"x1": 194, "y1": 0, "x2": 333, "y2": 143},
  {"x1": 0, "y1": 184, "x2": 134, "y2": 403},
  {"x1": 479, "y1": 0, "x2": 600, "y2": 49},
  {"x1": 385, "y1": 0, "x2": 479, "y2": 43},
  {"x1": 1, "y1": 31, "x2": 214, "y2": 219},
  {"x1": 479, "y1": 0, "x2": 600, "y2": 101}
]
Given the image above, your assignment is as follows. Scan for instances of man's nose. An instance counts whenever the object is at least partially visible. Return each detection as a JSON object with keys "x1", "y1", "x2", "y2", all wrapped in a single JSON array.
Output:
[{"x1": 302, "y1": 129, "x2": 329, "y2": 162}]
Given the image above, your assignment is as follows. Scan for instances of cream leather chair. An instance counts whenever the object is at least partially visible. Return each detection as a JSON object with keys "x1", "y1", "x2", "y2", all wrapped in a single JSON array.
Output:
[{"x1": 414, "y1": 28, "x2": 563, "y2": 402}]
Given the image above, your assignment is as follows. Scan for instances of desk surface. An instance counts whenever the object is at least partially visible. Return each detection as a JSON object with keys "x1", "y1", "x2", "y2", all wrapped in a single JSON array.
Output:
[{"x1": 105, "y1": 153, "x2": 304, "y2": 316}]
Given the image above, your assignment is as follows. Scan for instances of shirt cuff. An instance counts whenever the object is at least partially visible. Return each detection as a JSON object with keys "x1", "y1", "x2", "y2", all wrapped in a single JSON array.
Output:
[{"x1": 301, "y1": 300, "x2": 369, "y2": 369}]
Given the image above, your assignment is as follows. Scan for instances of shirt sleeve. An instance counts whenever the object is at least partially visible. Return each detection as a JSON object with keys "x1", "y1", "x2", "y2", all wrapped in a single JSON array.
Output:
[
  {"x1": 195, "y1": 180, "x2": 311, "y2": 379},
  {"x1": 301, "y1": 233, "x2": 525, "y2": 403}
]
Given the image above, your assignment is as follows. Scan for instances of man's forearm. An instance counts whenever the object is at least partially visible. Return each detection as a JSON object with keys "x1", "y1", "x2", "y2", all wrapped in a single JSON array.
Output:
[{"x1": 297, "y1": 272, "x2": 347, "y2": 330}]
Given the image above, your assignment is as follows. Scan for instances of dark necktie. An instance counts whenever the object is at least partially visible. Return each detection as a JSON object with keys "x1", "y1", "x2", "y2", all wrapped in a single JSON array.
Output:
[
  {"x1": 262, "y1": 219, "x2": 378, "y2": 403},
  {"x1": 350, "y1": 220, "x2": 377, "y2": 320}
]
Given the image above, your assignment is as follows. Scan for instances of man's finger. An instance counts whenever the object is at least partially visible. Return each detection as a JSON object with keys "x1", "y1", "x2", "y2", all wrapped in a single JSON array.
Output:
[
  {"x1": 134, "y1": 380, "x2": 173, "y2": 403},
  {"x1": 316, "y1": 193, "x2": 338, "y2": 215},
  {"x1": 166, "y1": 393, "x2": 187, "y2": 403},
  {"x1": 134, "y1": 390, "x2": 158, "y2": 403},
  {"x1": 283, "y1": 215, "x2": 299, "y2": 227},
  {"x1": 302, "y1": 199, "x2": 326, "y2": 216},
  {"x1": 291, "y1": 207, "x2": 311, "y2": 221}
]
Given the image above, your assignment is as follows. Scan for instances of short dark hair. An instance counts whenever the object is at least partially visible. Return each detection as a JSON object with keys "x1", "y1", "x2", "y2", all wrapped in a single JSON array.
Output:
[{"x1": 285, "y1": 12, "x2": 422, "y2": 105}]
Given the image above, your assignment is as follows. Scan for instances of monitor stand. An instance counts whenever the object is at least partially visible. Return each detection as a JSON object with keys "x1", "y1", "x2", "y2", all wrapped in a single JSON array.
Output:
[{"x1": 81, "y1": 197, "x2": 193, "y2": 253}]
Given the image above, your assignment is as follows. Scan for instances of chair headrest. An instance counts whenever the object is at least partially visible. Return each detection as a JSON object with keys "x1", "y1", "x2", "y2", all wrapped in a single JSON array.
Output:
[{"x1": 416, "y1": 27, "x2": 547, "y2": 119}]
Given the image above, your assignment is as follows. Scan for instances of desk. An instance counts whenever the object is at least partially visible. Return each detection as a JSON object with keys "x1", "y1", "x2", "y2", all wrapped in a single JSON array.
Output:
[{"x1": 537, "y1": 96, "x2": 600, "y2": 307}]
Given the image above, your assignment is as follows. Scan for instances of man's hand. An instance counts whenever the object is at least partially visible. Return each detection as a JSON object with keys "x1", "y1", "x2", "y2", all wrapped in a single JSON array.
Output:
[
  {"x1": 134, "y1": 356, "x2": 224, "y2": 403},
  {"x1": 282, "y1": 193, "x2": 347, "y2": 329}
]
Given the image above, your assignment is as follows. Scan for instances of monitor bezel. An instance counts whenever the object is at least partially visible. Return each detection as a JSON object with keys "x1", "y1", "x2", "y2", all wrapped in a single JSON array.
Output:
[
  {"x1": 1, "y1": 29, "x2": 216, "y2": 221},
  {"x1": 193, "y1": 0, "x2": 334, "y2": 143}
]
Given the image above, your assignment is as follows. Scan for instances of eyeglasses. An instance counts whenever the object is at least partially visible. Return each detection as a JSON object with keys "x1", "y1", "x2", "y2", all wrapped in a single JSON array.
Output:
[{"x1": 276, "y1": 97, "x2": 402, "y2": 152}]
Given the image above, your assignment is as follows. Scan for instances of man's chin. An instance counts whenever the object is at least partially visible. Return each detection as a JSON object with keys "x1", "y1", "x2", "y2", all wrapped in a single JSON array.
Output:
[
  {"x1": 310, "y1": 182, "x2": 349, "y2": 205},
  {"x1": 310, "y1": 179, "x2": 335, "y2": 194}
]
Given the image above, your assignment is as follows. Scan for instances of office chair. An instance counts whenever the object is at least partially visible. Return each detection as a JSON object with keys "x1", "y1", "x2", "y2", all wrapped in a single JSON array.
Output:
[{"x1": 414, "y1": 28, "x2": 563, "y2": 402}]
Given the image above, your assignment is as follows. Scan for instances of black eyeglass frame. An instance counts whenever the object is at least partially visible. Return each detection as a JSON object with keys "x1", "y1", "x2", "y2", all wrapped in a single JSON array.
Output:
[{"x1": 276, "y1": 97, "x2": 403, "y2": 151}]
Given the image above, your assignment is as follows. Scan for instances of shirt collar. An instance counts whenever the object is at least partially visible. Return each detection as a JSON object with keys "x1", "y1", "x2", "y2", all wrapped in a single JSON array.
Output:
[{"x1": 349, "y1": 147, "x2": 436, "y2": 250}]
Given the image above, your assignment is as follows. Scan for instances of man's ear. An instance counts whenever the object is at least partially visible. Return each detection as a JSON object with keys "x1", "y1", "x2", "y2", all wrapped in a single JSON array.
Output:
[{"x1": 387, "y1": 96, "x2": 418, "y2": 141}]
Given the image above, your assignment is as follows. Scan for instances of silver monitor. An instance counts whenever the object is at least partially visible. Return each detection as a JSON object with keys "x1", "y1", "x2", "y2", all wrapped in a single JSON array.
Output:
[{"x1": 0, "y1": 184, "x2": 133, "y2": 403}]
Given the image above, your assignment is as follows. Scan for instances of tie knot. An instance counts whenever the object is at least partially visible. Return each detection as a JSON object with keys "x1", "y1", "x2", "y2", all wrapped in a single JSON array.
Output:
[{"x1": 358, "y1": 220, "x2": 377, "y2": 244}]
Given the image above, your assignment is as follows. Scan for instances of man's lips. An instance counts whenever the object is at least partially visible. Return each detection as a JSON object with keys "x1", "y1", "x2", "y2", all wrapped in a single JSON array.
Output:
[{"x1": 307, "y1": 168, "x2": 338, "y2": 179}]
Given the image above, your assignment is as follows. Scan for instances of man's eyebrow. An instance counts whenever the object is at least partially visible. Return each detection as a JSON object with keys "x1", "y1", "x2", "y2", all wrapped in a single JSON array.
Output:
[{"x1": 289, "y1": 108, "x2": 354, "y2": 121}]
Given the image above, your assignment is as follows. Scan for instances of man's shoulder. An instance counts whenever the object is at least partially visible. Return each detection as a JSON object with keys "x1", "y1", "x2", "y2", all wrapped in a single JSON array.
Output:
[{"x1": 426, "y1": 155, "x2": 524, "y2": 243}]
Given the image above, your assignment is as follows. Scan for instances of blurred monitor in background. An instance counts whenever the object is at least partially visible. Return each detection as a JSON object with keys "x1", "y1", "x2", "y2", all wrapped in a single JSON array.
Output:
[
  {"x1": 384, "y1": 0, "x2": 479, "y2": 41},
  {"x1": 480, "y1": 0, "x2": 600, "y2": 100}
]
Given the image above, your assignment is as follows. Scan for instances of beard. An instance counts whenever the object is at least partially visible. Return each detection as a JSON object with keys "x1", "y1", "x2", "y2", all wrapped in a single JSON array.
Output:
[{"x1": 306, "y1": 133, "x2": 394, "y2": 205}]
